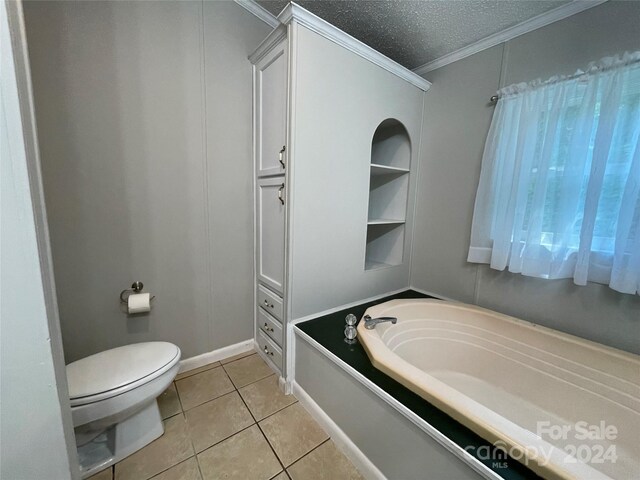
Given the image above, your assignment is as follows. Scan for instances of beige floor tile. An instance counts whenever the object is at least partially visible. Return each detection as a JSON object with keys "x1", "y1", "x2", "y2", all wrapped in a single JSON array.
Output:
[
  {"x1": 185, "y1": 391, "x2": 254, "y2": 452},
  {"x1": 158, "y1": 383, "x2": 182, "y2": 419},
  {"x1": 175, "y1": 362, "x2": 221, "y2": 381},
  {"x1": 197, "y1": 425, "x2": 282, "y2": 480},
  {"x1": 149, "y1": 457, "x2": 202, "y2": 480},
  {"x1": 220, "y1": 349, "x2": 255, "y2": 365},
  {"x1": 270, "y1": 471, "x2": 289, "y2": 480},
  {"x1": 259, "y1": 403, "x2": 329, "y2": 467},
  {"x1": 239, "y1": 375, "x2": 296, "y2": 421},
  {"x1": 88, "y1": 467, "x2": 112, "y2": 480},
  {"x1": 223, "y1": 354, "x2": 273, "y2": 388},
  {"x1": 176, "y1": 366, "x2": 234, "y2": 411},
  {"x1": 287, "y1": 440, "x2": 363, "y2": 480},
  {"x1": 115, "y1": 414, "x2": 194, "y2": 480}
]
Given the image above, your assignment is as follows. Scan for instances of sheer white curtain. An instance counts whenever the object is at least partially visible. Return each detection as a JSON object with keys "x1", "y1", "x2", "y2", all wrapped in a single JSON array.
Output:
[{"x1": 468, "y1": 52, "x2": 640, "y2": 295}]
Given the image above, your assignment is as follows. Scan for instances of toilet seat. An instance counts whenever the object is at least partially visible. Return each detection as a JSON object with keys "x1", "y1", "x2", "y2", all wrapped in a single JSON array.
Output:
[{"x1": 67, "y1": 342, "x2": 180, "y2": 407}]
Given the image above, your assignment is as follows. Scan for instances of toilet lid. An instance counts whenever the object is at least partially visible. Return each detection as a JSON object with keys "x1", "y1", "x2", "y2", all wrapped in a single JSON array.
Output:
[{"x1": 67, "y1": 342, "x2": 180, "y2": 401}]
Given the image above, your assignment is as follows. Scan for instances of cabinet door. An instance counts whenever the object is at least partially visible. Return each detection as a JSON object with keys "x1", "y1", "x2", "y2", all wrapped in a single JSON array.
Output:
[
  {"x1": 255, "y1": 38, "x2": 288, "y2": 177},
  {"x1": 257, "y1": 177, "x2": 285, "y2": 294}
]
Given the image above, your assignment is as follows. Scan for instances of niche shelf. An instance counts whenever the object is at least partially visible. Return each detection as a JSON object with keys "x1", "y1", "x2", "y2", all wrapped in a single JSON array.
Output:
[
  {"x1": 370, "y1": 164, "x2": 409, "y2": 176},
  {"x1": 367, "y1": 173, "x2": 409, "y2": 223},
  {"x1": 370, "y1": 120, "x2": 411, "y2": 169},
  {"x1": 365, "y1": 223, "x2": 406, "y2": 270},
  {"x1": 367, "y1": 219, "x2": 406, "y2": 225},
  {"x1": 365, "y1": 119, "x2": 410, "y2": 270}
]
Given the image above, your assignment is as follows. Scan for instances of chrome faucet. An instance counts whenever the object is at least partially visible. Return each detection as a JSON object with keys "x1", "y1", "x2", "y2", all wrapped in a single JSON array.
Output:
[{"x1": 363, "y1": 315, "x2": 397, "y2": 330}]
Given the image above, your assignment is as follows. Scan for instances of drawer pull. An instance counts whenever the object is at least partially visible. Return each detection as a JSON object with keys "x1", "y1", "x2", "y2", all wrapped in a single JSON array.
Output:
[
  {"x1": 263, "y1": 345, "x2": 274, "y2": 356},
  {"x1": 279, "y1": 145, "x2": 286, "y2": 169},
  {"x1": 263, "y1": 322, "x2": 274, "y2": 332},
  {"x1": 263, "y1": 299, "x2": 274, "y2": 308},
  {"x1": 277, "y1": 183, "x2": 285, "y2": 205}
]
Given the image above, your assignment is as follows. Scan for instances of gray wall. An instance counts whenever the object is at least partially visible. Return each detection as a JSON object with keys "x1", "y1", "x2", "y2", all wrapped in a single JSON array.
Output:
[
  {"x1": 23, "y1": 1, "x2": 271, "y2": 362},
  {"x1": 411, "y1": 0, "x2": 640, "y2": 354},
  {"x1": 1, "y1": 0, "x2": 77, "y2": 476}
]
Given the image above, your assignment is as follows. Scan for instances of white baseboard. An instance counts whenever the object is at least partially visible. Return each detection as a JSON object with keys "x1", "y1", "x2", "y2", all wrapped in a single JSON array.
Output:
[
  {"x1": 178, "y1": 339, "x2": 254, "y2": 374},
  {"x1": 292, "y1": 381, "x2": 387, "y2": 480}
]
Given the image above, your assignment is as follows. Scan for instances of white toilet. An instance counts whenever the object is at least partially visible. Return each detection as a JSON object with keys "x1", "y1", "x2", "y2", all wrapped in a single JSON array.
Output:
[{"x1": 66, "y1": 342, "x2": 181, "y2": 478}]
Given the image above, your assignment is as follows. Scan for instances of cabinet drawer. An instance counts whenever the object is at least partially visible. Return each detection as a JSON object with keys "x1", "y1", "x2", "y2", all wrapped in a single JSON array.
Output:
[
  {"x1": 257, "y1": 308, "x2": 283, "y2": 347},
  {"x1": 257, "y1": 329, "x2": 282, "y2": 371},
  {"x1": 257, "y1": 284, "x2": 283, "y2": 321}
]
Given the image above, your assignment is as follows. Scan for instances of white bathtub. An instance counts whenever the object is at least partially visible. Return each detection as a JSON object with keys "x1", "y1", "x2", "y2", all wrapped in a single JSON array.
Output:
[{"x1": 357, "y1": 299, "x2": 639, "y2": 480}]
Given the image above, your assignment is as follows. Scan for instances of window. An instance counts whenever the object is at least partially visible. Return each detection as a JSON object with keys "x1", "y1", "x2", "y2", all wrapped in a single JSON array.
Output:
[{"x1": 468, "y1": 52, "x2": 640, "y2": 295}]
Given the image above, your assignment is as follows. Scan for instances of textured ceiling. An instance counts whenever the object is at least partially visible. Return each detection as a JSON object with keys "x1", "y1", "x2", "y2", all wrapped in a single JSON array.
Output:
[{"x1": 257, "y1": 0, "x2": 571, "y2": 69}]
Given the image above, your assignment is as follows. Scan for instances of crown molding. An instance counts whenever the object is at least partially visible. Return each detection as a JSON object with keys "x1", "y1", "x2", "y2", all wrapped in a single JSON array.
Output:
[
  {"x1": 413, "y1": 0, "x2": 608, "y2": 76},
  {"x1": 234, "y1": 0, "x2": 280, "y2": 29},
  {"x1": 278, "y1": 2, "x2": 431, "y2": 91}
]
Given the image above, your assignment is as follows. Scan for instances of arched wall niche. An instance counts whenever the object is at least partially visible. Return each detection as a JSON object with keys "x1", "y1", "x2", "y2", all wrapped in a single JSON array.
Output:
[{"x1": 365, "y1": 119, "x2": 411, "y2": 270}]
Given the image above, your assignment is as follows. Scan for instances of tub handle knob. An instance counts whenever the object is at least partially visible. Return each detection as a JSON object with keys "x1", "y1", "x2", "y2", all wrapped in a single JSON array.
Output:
[{"x1": 345, "y1": 313, "x2": 357, "y2": 326}]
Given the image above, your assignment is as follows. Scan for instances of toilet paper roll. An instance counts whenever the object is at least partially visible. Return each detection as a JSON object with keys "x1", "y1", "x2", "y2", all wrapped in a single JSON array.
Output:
[{"x1": 128, "y1": 293, "x2": 151, "y2": 314}]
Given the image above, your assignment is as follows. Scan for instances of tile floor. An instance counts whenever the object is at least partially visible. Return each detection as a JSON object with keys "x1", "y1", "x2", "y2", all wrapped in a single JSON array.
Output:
[{"x1": 88, "y1": 350, "x2": 363, "y2": 480}]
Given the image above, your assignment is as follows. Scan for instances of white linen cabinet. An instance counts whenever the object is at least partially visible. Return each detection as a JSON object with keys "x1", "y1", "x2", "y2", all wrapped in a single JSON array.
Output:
[{"x1": 250, "y1": 4, "x2": 430, "y2": 385}]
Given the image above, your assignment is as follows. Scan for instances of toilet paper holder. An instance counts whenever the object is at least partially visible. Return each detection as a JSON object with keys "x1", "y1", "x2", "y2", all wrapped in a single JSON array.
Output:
[{"x1": 119, "y1": 281, "x2": 155, "y2": 304}]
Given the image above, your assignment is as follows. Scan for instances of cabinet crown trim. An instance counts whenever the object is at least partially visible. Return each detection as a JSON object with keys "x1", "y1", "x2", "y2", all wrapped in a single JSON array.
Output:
[
  {"x1": 270, "y1": 2, "x2": 431, "y2": 91},
  {"x1": 249, "y1": 24, "x2": 288, "y2": 64}
]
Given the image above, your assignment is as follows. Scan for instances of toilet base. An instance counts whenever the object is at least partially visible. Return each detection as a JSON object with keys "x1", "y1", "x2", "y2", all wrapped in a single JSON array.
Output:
[{"x1": 77, "y1": 400, "x2": 164, "y2": 479}]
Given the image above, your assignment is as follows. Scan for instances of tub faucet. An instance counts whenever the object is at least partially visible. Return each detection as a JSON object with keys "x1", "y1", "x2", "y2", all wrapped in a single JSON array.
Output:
[{"x1": 363, "y1": 315, "x2": 397, "y2": 330}]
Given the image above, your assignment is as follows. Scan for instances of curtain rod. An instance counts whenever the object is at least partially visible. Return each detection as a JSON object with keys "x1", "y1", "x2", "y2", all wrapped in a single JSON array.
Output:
[{"x1": 488, "y1": 51, "x2": 640, "y2": 104}]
